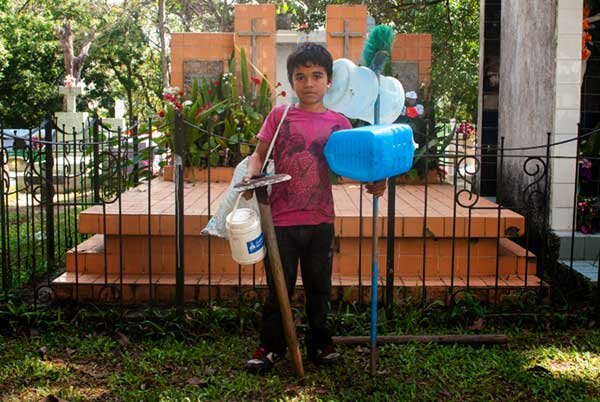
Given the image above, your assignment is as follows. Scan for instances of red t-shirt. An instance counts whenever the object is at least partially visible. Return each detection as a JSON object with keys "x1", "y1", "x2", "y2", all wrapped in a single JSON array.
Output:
[{"x1": 257, "y1": 104, "x2": 352, "y2": 226}]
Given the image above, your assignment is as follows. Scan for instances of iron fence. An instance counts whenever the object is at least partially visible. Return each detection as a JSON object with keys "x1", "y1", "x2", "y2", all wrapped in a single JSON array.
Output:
[{"x1": 0, "y1": 114, "x2": 598, "y2": 310}]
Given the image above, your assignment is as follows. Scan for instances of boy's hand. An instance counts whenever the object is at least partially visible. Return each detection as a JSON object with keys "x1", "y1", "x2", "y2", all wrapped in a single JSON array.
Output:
[
  {"x1": 241, "y1": 173, "x2": 265, "y2": 200},
  {"x1": 365, "y1": 179, "x2": 386, "y2": 197},
  {"x1": 241, "y1": 175, "x2": 254, "y2": 200}
]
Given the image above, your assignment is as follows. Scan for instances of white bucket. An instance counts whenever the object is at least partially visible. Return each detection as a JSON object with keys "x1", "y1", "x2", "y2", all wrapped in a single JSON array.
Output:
[{"x1": 226, "y1": 204, "x2": 265, "y2": 265}]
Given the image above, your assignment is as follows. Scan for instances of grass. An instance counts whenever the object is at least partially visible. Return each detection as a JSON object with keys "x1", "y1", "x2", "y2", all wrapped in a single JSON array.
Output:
[{"x1": 0, "y1": 301, "x2": 599, "y2": 401}]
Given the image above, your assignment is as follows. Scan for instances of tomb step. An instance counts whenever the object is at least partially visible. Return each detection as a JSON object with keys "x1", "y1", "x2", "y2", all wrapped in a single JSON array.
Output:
[{"x1": 52, "y1": 272, "x2": 547, "y2": 304}]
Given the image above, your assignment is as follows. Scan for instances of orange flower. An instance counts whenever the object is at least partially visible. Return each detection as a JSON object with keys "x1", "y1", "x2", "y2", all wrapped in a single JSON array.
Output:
[
  {"x1": 584, "y1": 6, "x2": 590, "y2": 18},
  {"x1": 583, "y1": 47, "x2": 592, "y2": 60},
  {"x1": 583, "y1": 19, "x2": 590, "y2": 30},
  {"x1": 158, "y1": 110, "x2": 165, "y2": 118}
]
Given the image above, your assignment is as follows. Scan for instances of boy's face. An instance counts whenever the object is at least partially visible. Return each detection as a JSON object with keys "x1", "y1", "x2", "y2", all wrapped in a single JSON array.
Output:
[{"x1": 291, "y1": 63, "x2": 330, "y2": 108}]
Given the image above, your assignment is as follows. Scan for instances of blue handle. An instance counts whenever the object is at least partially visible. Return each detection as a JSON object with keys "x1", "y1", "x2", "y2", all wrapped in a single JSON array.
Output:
[{"x1": 370, "y1": 196, "x2": 378, "y2": 375}]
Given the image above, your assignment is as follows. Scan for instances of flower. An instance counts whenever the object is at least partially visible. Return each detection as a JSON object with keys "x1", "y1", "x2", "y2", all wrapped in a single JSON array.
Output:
[
  {"x1": 580, "y1": 157, "x2": 593, "y2": 181},
  {"x1": 577, "y1": 197, "x2": 600, "y2": 234},
  {"x1": 280, "y1": 90, "x2": 287, "y2": 97},
  {"x1": 406, "y1": 106, "x2": 418, "y2": 118},
  {"x1": 63, "y1": 74, "x2": 76, "y2": 87},
  {"x1": 158, "y1": 110, "x2": 165, "y2": 118},
  {"x1": 251, "y1": 77, "x2": 261, "y2": 86},
  {"x1": 456, "y1": 122, "x2": 477, "y2": 141}
]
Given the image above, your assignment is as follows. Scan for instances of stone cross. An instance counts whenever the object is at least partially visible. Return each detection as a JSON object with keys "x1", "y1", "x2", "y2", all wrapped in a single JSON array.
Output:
[
  {"x1": 58, "y1": 85, "x2": 84, "y2": 113},
  {"x1": 238, "y1": 18, "x2": 271, "y2": 75},
  {"x1": 330, "y1": 20, "x2": 363, "y2": 59}
]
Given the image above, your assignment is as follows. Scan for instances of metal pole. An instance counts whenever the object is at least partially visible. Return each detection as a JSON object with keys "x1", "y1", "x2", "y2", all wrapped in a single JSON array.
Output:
[
  {"x1": 44, "y1": 117, "x2": 55, "y2": 272},
  {"x1": 92, "y1": 117, "x2": 100, "y2": 204},
  {"x1": 370, "y1": 74, "x2": 382, "y2": 377},
  {"x1": 174, "y1": 110, "x2": 185, "y2": 312}
]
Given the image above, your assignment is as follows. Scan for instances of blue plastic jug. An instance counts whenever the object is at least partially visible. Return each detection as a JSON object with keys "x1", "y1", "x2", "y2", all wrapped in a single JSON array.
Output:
[{"x1": 324, "y1": 124, "x2": 416, "y2": 182}]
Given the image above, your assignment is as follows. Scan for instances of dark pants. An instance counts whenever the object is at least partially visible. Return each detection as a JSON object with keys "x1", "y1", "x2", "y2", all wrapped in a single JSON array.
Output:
[{"x1": 260, "y1": 223, "x2": 334, "y2": 354}]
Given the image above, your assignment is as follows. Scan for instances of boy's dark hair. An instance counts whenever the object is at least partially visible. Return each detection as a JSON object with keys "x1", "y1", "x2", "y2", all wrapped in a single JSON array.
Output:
[{"x1": 286, "y1": 42, "x2": 333, "y2": 85}]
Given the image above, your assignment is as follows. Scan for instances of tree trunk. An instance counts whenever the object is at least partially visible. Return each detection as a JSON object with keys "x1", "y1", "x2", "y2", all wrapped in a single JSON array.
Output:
[{"x1": 158, "y1": 0, "x2": 169, "y2": 90}]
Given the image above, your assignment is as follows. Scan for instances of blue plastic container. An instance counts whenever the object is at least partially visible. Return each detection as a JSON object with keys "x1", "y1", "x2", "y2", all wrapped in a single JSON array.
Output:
[{"x1": 324, "y1": 124, "x2": 416, "y2": 182}]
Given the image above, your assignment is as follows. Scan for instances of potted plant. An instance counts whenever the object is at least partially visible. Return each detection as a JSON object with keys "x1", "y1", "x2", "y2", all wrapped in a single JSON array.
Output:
[{"x1": 157, "y1": 49, "x2": 282, "y2": 182}]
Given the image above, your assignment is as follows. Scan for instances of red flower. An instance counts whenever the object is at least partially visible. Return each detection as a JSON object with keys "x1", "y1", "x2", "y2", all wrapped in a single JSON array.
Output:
[
  {"x1": 406, "y1": 106, "x2": 418, "y2": 118},
  {"x1": 280, "y1": 90, "x2": 287, "y2": 97},
  {"x1": 158, "y1": 110, "x2": 165, "y2": 118},
  {"x1": 208, "y1": 89, "x2": 213, "y2": 95},
  {"x1": 276, "y1": 82, "x2": 282, "y2": 88},
  {"x1": 179, "y1": 90, "x2": 184, "y2": 97},
  {"x1": 213, "y1": 80, "x2": 220, "y2": 86},
  {"x1": 251, "y1": 77, "x2": 261, "y2": 86}
]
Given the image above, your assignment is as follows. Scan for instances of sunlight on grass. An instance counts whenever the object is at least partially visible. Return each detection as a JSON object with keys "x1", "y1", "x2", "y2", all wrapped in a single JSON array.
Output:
[{"x1": 529, "y1": 346, "x2": 600, "y2": 379}]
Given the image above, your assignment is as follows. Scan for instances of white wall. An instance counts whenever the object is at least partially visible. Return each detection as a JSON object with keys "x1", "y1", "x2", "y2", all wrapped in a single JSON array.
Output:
[{"x1": 551, "y1": 0, "x2": 583, "y2": 231}]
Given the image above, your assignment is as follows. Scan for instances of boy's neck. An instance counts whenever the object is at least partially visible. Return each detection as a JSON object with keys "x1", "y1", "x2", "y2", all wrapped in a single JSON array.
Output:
[{"x1": 295, "y1": 101, "x2": 327, "y2": 113}]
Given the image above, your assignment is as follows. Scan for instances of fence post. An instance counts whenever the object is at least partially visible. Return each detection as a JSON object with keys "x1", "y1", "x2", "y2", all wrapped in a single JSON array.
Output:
[
  {"x1": 131, "y1": 117, "x2": 139, "y2": 186},
  {"x1": 0, "y1": 128, "x2": 9, "y2": 293},
  {"x1": 174, "y1": 110, "x2": 185, "y2": 312},
  {"x1": 92, "y1": 116, "x2": 100, "y2": 204},
  {"x1": 44, "y1": 117, "x2": 55, "y2": 271},
  {"x1": 385, "y1": 176, "x2": 396, "y2": 311}
]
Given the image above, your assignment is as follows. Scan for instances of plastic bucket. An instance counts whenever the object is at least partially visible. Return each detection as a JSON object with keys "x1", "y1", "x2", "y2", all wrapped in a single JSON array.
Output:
[{"x1": 226, "y1": 207, "x2": 265, "y2": 265}]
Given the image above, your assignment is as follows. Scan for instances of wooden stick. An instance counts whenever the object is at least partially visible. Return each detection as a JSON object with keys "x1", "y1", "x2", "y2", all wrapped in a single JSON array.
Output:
[
  {"x1": 333, "y1": 334, "x2": 508, "y2": 345},
  {"x1": 255, "y1": 187, "x2": 304, "y2": 378}
]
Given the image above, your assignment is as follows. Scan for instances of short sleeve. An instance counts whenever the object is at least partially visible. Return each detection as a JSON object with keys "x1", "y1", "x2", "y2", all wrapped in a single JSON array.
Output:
[
  {"x1": 338, "y1": 114, "x2": 352, "y2": 130},
  {"x1": 257, "y1": 104, "x2": 286, "y2": 143}
]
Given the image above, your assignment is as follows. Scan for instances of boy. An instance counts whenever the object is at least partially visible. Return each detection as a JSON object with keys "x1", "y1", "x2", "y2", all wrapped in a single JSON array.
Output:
[{"x1": 243, "y1": 43, "x2": 385, "y2": 373}]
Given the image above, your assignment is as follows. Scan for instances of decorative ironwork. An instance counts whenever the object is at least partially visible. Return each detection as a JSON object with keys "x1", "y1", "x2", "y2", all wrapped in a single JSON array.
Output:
[
  {"x1": 455, "y1": 155, "x2": 481, "y2": 208},
  {"x1": 521, "y1": 157, "x2": 548, "y2": 209},
  {"x1": 98, "y1": 285, "x2": 121, "y2": 302},
  {"x1": 35, "y1": 285, "x2": 56, "y2": 304}
]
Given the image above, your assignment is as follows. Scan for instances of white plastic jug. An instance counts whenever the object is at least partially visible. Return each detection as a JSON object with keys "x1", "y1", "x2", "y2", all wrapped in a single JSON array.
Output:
[{"x1": 226, "y1": 196, "x2": 265, "y2": 265}]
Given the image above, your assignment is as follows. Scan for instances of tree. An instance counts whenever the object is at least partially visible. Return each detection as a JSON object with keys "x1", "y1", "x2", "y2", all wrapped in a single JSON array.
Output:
[
  {"x1": 159, "y1": 0, "x2": 169, "y2": 89},
  {"x1": 84, "y1": 1, "x2": 162, "y2": 123},
  {"x1": 0, "y1": 10, "x2": 62, "y2": 127}
]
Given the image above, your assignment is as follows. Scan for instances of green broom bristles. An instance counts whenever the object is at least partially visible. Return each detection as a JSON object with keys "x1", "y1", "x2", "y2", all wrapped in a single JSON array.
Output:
[{"x1": 359, "y1": 25, "x2": 395, "y2": 68}]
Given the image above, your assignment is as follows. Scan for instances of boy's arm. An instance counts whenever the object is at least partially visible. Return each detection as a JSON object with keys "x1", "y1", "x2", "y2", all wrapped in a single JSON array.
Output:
[{"x1": 242, "y1": 140, "x2": 270, "y2": 199}]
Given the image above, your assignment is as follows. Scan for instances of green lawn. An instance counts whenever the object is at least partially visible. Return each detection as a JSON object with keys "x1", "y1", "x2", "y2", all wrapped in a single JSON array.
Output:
[{"x1": 1, "y1": 303, "x2": 599, "y2": 401}]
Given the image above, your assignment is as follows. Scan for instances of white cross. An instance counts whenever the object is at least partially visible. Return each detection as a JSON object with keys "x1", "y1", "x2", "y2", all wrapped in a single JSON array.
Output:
[{"x1": 58, "y1": 85, "x2": 84, "y2": 113}]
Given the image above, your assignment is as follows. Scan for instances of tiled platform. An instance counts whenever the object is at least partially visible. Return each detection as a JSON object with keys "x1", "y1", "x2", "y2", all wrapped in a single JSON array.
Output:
[
  {"x1": 53, "y1": 179, "x2": 546, "y2": 303},
  {"x1": 77, "y1": 180, "x2": 525, "y2": 238}
]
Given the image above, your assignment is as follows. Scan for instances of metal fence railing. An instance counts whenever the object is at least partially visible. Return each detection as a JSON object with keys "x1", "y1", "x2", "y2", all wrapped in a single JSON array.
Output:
[{"x1": 1, "y1": 115, "x2": 598, "y2": 309}]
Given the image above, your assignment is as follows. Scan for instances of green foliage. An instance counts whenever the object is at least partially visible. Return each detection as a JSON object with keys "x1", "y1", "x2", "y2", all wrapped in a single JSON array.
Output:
[
  {"x1": 371, "y1": 0, "x2": 480, "y2": 121},
  {"x1": 1, "y1": 301, "x2": 600, "y2": 401},
  {"x1": 0, "y1": 11, "x2": 62, "y2": 126},
  {"x1": 85, "y1": 0, "x2": 162, "y2": 122},
  {"x1": 155, "y1": 48, "x2": 276, "y2": 168}
]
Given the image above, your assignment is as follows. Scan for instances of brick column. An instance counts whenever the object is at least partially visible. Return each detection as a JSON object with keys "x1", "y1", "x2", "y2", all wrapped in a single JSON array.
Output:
[
  {"x1": 391, "y1": 34, "x2": 432, "y2": 98},
  {"x1": 170, "y1": 33, "x2": 234, "y2": 90},
  {"x1": 234, "y1": 4, "x2": 276, "y2": 85},
  {"x1": 325, "y1": 5, "x2": 367, "y2": 62}
]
